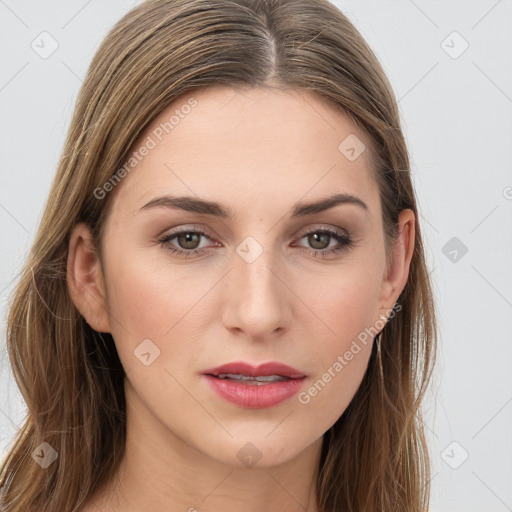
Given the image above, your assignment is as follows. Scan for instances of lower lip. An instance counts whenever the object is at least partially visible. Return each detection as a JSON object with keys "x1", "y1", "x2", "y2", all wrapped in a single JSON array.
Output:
[{"x1": 202, "y1": 375, "x2": 306, "y2": 409}]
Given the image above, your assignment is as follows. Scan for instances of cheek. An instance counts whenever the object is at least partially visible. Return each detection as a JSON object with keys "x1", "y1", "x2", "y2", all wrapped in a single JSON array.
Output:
[
  {"x1": 107, "y1": 257, "x2": 170, "y2": 333},
  {"x1": 103, "y1": 252, "x2": 215, "y2": 367},
  {"x1": 300, "y1": 340, "x2": 373, "y2": 429},
  {"x1": 299, "y1": 264, "x2": 381, "y2": 340},
  {"x1": 106, "y1": 249, "x2": 196, "y2": 328},
  {"x1": 299, "y1": 315, "x2": 374, "y2": 428},
  {"x1": 293, "y1": 268, "x2": 379, "y2": 420}
]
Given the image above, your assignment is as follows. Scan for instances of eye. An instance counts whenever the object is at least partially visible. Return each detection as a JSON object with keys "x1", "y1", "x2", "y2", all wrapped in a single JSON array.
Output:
[
  {"x1": 157, "y1": 225, "x2": 355, "y2": 259},
  {"x1": 293, "y1": 227, "x2": 354, "y2": 258},
  {"x1": 157, "y1": 226, "x2": 215, "y2": 257}
]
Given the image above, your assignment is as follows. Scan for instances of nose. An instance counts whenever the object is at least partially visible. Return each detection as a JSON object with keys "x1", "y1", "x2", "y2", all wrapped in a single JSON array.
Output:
[{"x1": 221, "y1": 241, "x2": 292, "y2": 341}]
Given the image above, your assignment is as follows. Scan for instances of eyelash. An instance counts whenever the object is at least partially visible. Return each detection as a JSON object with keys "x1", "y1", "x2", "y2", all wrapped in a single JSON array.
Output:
[{"x1": 157, "y1": 225, "x2": 354, "y2": 259}]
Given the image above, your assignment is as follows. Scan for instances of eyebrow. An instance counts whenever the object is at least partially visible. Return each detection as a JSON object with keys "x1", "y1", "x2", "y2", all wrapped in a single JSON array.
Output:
[{"x1": 139, "y1": 193, "x2": 368, "y2": 218}]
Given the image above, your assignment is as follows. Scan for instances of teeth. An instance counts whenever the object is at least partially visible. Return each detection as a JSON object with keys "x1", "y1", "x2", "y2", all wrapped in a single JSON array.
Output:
[{"x1": 216, "y1": 373, "x2": 288, "y2": 383}]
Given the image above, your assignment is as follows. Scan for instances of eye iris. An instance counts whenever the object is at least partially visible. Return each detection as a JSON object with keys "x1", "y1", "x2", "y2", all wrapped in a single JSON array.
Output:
[
  {"x1": 178, "y1": 232, "x2": 200, "y2": 250},
  {"x1": 308, "y1": 232, "x2": 330, "y2": 250},
  {"x1": 163, "y1": 229, "x2": 347, "y2": 255}
]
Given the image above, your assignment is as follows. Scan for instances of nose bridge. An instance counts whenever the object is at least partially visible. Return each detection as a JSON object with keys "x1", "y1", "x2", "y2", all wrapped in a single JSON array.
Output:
[
  {"x1": 235, "y1": 234, "x2": 282, "y2": 302},
  {"x1": 223, "y1": 234, "x2": 289, "y2": 337}
]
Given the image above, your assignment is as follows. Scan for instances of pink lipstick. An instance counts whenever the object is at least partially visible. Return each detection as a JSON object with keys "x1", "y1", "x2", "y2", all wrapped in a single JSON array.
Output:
[{"x1": 201, "y1": 361, "x2": 307, "y2": 409}]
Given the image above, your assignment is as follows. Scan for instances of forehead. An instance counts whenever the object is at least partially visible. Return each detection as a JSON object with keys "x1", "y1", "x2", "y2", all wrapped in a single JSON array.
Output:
[{"x1": 108, "y1": 85, "x2": 378, "y2": 217}]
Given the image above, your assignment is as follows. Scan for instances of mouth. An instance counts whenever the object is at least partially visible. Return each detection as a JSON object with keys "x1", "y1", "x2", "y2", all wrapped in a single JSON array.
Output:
[
  {"x1": 200, "y1": 361, "x2": 307, "y2": 408},
  {"x1": 208, "y1": 373, "x2": 294, "y2": 385},
  {"x1": 201, "y1": 361, "x2": 307, "y2": 380}
]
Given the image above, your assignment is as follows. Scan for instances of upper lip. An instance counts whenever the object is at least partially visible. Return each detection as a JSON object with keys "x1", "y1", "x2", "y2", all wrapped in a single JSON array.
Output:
[{"x1": 202, "y1": 361, "x2": 307, "y2": 379}]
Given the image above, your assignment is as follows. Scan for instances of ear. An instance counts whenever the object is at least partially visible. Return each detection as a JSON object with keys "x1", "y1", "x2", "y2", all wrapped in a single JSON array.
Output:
[
  {"x1": 376, "y1": 208, "x2": 415, "y2": 320},
  {"x1": 66, "y1": 223, "x2": 111, "y2": 333}
]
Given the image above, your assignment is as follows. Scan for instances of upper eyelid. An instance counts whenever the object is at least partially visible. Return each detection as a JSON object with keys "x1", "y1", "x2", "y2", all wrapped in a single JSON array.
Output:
[
  {"x1": 161, "y1": 224, "x2": 348, "y2": 242},
  {"x1": 163, "y1": 223, "x2": 346, "y2": 232},
  {"x1": 162, "y1": 224, "x2": 215, "y2": 239}
]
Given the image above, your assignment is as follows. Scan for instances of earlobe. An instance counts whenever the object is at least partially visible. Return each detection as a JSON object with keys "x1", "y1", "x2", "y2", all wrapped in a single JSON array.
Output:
[
  {"x1": 378, "y1": 209, "x2": 416, "y2": 313},
  {"x1": 66, "y1": 223, "x2": 111, "y2": 333}
]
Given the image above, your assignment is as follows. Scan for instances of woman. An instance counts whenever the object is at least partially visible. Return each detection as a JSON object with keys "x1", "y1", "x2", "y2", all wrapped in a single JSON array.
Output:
[{"x1": 0, "y1": 0, "x2": 437, "y2": 510}]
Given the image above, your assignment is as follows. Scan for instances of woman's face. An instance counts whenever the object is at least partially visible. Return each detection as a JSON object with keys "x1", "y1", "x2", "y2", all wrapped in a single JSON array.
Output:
[{"x1": 70, "y1": 85, "x2": 413, "y2": 469}]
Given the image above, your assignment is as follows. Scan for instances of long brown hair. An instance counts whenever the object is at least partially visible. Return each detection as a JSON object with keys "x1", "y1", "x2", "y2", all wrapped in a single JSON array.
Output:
[{"x1": 0, "y1": 0, "x2": 437, "y2": 510}]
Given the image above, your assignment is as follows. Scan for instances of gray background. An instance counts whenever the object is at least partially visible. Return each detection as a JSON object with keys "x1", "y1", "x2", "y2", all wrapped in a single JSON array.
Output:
[{"x1": 1, "y1": 1, "x2": 511, "y2": 510}]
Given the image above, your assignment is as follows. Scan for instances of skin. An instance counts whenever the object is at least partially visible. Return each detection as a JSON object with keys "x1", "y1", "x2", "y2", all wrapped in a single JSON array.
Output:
[{"x1": 68, "y1": 85, "x2": 415, "y2": 512}]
